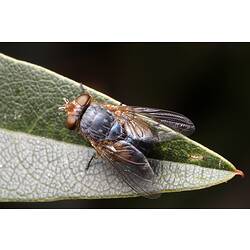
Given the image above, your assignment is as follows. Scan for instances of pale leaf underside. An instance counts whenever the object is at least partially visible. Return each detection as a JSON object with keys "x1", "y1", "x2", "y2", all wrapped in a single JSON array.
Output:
[{"x1": 0, "y1": 129, "x2": 236, "y2": 201}]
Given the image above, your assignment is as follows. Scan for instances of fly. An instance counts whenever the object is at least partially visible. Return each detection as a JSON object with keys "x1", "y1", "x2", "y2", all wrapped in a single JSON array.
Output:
[{"x1": 59, "y1": 92, "x2": 195, "y2": 198}]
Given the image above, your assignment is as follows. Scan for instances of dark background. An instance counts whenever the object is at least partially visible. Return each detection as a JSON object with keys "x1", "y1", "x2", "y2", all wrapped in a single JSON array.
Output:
[{"x1": 0, "y1": 43, "x2": 249, "y2": 208}]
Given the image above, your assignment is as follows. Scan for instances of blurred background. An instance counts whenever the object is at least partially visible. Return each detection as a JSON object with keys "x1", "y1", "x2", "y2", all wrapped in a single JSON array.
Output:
[{"x1": 0, "y1": 43, "x2": 249, "y2": 208}]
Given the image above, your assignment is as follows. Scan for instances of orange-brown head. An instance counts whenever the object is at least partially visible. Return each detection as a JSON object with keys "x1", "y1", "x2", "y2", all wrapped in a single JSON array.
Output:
[{"x1": 59, "y1": 93, "x2": 92, "y2": 130}]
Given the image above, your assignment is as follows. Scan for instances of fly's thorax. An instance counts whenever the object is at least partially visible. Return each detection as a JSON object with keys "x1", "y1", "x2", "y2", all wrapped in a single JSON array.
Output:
[{"x1": 79, "y1": 104, "x2": 117, "y2": 141}]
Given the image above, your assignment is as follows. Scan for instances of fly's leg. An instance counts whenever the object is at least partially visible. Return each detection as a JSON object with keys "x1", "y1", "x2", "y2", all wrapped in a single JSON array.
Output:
[
  {"x1": 79, "y1": 82, "x2": 91, "y2": 94},
  {"x1": 79, "y1": 82, "x2": 85, "y2": 91},
  {"x1": 86, "y1": 152, "x2": 97, "y2": 171}
]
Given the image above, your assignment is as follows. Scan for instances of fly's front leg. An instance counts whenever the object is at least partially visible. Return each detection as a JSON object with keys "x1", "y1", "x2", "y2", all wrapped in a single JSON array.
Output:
[
  {"x1": 86, "y1": 152, "x2": 97, "y2": 171},
  {"x1": 85, "y1": 140, "x2": 101, "y2": 171},
  {"x1": 79, "y1": 82, "x2": 86, "y2": 91}
]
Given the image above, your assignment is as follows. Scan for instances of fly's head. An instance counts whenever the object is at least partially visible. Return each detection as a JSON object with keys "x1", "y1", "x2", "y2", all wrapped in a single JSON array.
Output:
[{"x1": 59, "y1": 93, "x2": 92, "y2": 130}]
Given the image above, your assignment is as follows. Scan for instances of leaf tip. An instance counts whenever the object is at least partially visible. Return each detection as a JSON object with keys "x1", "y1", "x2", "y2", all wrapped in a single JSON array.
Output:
[{"x1": 235, "y1": 168, "x2": 245, "y2": 178}]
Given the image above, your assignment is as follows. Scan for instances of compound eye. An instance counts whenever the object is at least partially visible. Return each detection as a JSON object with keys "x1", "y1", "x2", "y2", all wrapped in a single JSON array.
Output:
[
  {"x1": 76, "y1": 94, "x2": 91, "y2": 106},
  {"x1": 66, "y1": 115, "x2": 77, "y2": 130}
]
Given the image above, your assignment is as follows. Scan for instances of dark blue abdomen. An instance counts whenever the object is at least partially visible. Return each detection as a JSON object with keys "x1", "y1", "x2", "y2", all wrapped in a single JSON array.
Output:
[{"x1": 80, "y1": 104, "x2": 124, "y2": 141}]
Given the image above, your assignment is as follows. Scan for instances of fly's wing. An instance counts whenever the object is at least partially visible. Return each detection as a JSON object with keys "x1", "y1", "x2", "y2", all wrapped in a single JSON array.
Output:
[
  {"x1": 103, "y1": 104, "x2": 157, "y2": 144},
  {"x1": 128, "y1": 106, "x2": 195, "y2": 136},
  {"x1": 104, "y1": 104, "x2": 195, "y2": 137},
  {"x1": 120, "y1": 112, "x2": 157, "y2": 141},
  {"x1": 94, "y1": 140, "x2": 160, "y2": 199}
]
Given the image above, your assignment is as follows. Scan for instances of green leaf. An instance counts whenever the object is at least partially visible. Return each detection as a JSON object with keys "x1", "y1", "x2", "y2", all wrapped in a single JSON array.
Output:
[{"x1": 0, "y1": 53, "x2": 243, "y2": 201}]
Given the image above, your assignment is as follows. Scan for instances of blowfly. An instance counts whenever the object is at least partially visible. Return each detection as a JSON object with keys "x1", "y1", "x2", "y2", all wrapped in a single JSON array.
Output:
[{"x1": 59, "y1": 92, "x2": 195, "y2": 198}]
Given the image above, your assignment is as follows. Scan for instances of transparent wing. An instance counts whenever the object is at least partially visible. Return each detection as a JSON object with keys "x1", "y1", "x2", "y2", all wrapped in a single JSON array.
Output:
[
  {"x1": 129, "y1": 106, "x2": 195, "y2": 136},
  {"x1": 104, "y1": 104, "x2": 195, "y2": 137},
  {"x1": 94, "y1": 140, "x2": 160, "y2": 199},
  {"x1": 119, "y1": 109, "x2": 156, "y2": 141}
]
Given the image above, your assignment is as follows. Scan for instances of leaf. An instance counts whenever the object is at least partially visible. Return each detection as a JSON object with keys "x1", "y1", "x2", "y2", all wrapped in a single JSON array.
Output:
[{"x1": 0, "y1": 53, "x2": 243, "y2": 201}]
